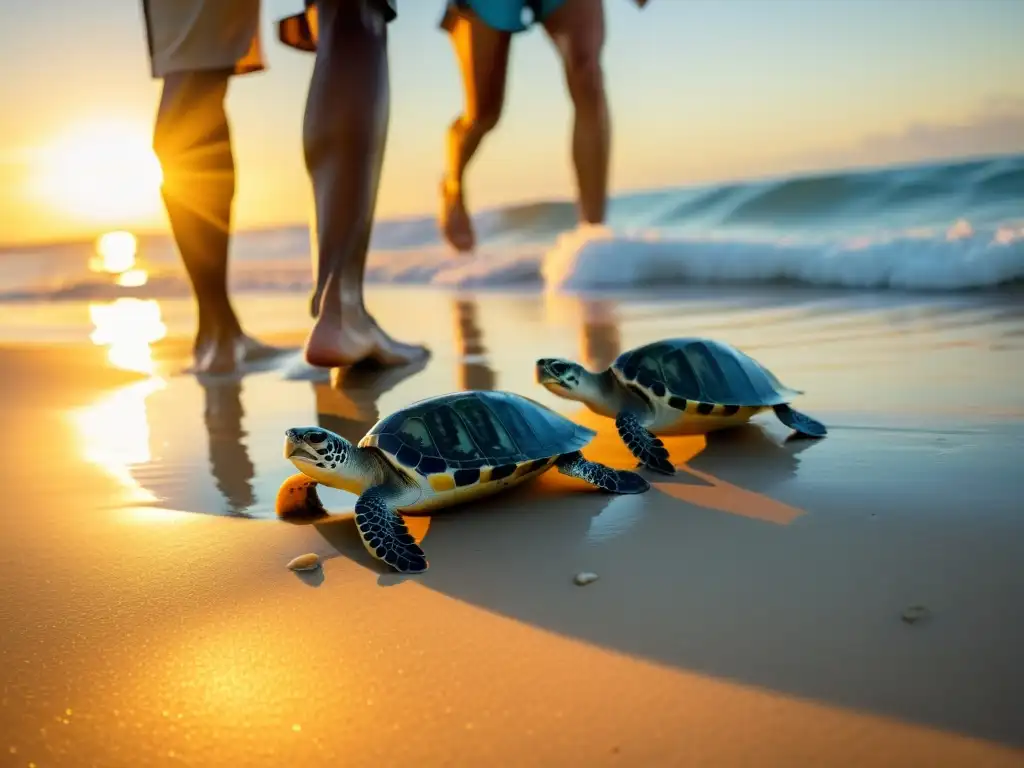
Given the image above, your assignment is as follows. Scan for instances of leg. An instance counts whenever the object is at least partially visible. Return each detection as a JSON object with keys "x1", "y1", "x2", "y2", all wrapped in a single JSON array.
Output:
[
  {"x1": 354, "y1": 485, "x2": 428, "y2": 573},
  {"x1": 615, "y1": 411, "x2": 674, "y2": 475},
  {"x1": 153, "y1": 71, "x2": 277, "y2": 374},
  {"x1": 275, "y1": 473, "x2": 328, "y2": 518},
  {"x1": 440, "y1": 7, "x2": 512, "y2": 252},
  {"x1": 773, "y1": 404, "x2": 828, "y2": 438},
  {"x1": 556, "y1": 451, "x2": 650, "y2": 494},
  {"x1": 543, "y1": 0, "x2": 609, "y2": 225},
  {"x1": 302, "y1": 0, "x2": 427, "y2": 368}
]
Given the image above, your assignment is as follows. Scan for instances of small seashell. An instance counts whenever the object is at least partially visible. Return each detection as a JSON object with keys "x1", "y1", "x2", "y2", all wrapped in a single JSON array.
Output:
[
  {"x1": 901, "y1": 605, "x2": 930, "y2": 624},
  {"x1": 287, "y1": 553, "x2": 321, "y2": 572},
  {"x1": 573, "y1": 571, "x2": 599, "y2": 586}
]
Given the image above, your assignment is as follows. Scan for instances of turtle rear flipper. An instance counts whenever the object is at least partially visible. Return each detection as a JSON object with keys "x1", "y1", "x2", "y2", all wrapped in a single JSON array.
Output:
[
  {"x1": 354, "y1": 486, "x2": 428, "y2": 574},
  {"x1": 773, "y1": 403, "x2": 827, "y2": 438},
  {"x1": 615, "y1": 412, "x2": 674, "y2": 475},
  {"x1": 556, "y1": 451, "x2": 650, "y2": 494}
]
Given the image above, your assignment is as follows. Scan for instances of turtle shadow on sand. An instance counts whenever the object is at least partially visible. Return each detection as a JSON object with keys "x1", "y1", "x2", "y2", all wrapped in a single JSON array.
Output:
[
  {"x1": 275, "y1": 296, "x2": 1022, "y2": 748},
  {"x1": 285, "y1": 399, "x2": 1021, "y2": 750},
  {"x1": 685, "y1": 421, "x2": 819, "y2": 490}
]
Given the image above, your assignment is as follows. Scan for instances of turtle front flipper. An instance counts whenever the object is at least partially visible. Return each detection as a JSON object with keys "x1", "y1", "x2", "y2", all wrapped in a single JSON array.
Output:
[
  {"x1": 556, "y1": 451, "x2": 650, "y2": 494},
  {"x1": 615, "y1": 411, "x2": 674, "y2": 475},
  {"x1": 773, "y1": 404, "x2": 827, "y2": 438},
  {"x1": 354, "y1": 485, "x2": 428, "y2": 574}
]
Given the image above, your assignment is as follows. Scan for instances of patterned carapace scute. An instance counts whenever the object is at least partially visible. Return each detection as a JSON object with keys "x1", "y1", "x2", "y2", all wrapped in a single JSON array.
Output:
[
  {"x1": 613, "y1": 338, "x2": 798, "y2": 407},
  {"x1": 362, "y1": 391, "x2": 595, "y2": 475}
]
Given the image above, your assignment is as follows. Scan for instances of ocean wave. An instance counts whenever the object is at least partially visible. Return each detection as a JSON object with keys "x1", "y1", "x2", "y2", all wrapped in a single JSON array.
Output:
[
  {"x1": 654, "y1": 155, "x2": 1024, "y2": 229},
  {"x1": 2, "y1": 155, "x2": 1021, "y2": 303},
  {"x1": 540, "y1": 221, "x2": 1024, "y2": 292},
  {"x1": 3, "y1": 220, "x2": 1021, "y2": 302}
]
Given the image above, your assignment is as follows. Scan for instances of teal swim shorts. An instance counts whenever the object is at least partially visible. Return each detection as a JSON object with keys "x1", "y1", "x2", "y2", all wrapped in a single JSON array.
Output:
[{"x1": 440, "y1": 0, "x2": 568, "y2": 33}]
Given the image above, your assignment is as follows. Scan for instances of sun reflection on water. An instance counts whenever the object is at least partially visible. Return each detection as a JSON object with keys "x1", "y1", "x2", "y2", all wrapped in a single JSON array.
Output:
[
  {"x1": 77, "y1": 240, "x2": 173, "y2": 510},
  {"x1": 90, "y1": 230, "x2": 152, "y2": 289},
  {"x1": 89, "y1": 299, "x2": 168, "y2": 374},
  {"x1": 86, "y1": 231, "x2": 167, "y2": 374},
  {"x1": 74, "y1": 376, "x2": 165, "y2": 506}
]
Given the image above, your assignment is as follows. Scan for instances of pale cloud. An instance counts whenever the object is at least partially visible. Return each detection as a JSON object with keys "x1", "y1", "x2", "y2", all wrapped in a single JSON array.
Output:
[{"x1": 793, "y1": 95, "x2": 1024, "y2": 172}]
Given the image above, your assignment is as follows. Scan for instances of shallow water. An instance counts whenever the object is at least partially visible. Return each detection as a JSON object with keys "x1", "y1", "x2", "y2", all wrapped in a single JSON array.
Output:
[
  {"x1": 56, "y1": 285, "x2": 1024, "y2": 520},
  {"x1": 4, "y1": 285, "x2": 1024, "y2": 763}
]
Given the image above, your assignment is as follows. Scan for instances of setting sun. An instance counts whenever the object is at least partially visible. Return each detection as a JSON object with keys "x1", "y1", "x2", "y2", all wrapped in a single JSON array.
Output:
[{"x1": 35, "y1": 120, "x2": 163, "y2": 225}]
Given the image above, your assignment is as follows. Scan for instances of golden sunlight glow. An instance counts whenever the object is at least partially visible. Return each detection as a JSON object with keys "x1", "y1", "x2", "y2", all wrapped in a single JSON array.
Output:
[
  {"x1": 89, "y1": 298, "x2": 167, "y2": 375},
  {"x1": 73, "y1": 377, "x2": 165, "y2": 505},
  {"x1": 36, "y1": 120, "x2": 163, "y2": 224}
]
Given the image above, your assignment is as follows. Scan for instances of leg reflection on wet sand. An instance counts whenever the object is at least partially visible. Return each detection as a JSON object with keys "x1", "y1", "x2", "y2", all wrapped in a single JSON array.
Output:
[
  {"x1": 201, "y1": 378, "x2": 256, "y2": 515},
  {"x1": 312, "y1": 360, "x2": 429, "y2": 442},
  {"x1": 452, "y1": 297, "x2": 496, "y2": 391},
  {"x1": 577, "y1": 298, "x2": 621, "y2": 370}
]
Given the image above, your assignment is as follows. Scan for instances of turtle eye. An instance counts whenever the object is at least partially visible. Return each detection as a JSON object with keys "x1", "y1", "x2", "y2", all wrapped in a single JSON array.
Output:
[
  {"x1": 550, "y1": 362, "x2": 568, "y2": 376},
  {"x1": 305, "y1": 430, "x2": 328, "y2": 444}
]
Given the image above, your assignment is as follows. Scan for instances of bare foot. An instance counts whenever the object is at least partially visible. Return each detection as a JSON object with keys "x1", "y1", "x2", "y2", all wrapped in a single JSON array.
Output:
[
  {"x1": 439, "y1": 177, "x2": 475, "y2": 253},
  {"x1": 304, "y1": 309, "x2": 429, "y2": 369},
  {"x1": 304, "y1": 312, "x2": 375, "y2": 369},
  {"x1": 240, "y1": 334, "x2": 286, "y2": 363},
  {"x1": 192, "y1": 333, "x2": 242, "y2": 375},
  {"x1": 189, "y1": 332, "x2": 286, "y2": 375},
  {"x1": 366, "y1": 316, "x2": 430, "y2": 367}
]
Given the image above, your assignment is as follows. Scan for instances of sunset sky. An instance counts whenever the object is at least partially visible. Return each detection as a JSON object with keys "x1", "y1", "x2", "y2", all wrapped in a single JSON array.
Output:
[{"x1": 1, "y1": 0, "x2": 1022, "y2": 245}]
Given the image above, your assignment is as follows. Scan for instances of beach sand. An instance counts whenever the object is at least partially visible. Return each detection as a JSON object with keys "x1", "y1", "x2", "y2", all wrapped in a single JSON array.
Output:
[{"x1": 1, "y1": 286, "x2": 1023, "y2": 767}]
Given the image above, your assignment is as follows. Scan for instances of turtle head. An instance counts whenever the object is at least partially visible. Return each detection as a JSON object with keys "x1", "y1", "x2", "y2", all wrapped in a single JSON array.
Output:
[
  {"x1": 535, "y1": 357, "x2": 601, "y2": 404},
  {"x1": 284, "y1": 427, "x2": 361, "y2": 490}
]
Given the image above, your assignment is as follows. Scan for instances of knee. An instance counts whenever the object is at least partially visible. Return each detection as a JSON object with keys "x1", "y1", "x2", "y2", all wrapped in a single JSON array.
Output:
[
  {"x1": 463, "y1": 101, "x2": 503, "y2": 135},
  {"x1": 563, "y1": 49, "x2": 605, "y2": 109},
  {"x1": 152, "y1": 73, "x2": 232, "y2": 175},
  {"x1": 151, "y1": 115, "x2": 179, "y2": 171}
]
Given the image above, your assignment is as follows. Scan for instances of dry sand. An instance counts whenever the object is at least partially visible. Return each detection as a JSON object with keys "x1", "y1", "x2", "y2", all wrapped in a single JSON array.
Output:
[{"x1": 1, "y1": 287, "x2": 1023, "y2": 767}]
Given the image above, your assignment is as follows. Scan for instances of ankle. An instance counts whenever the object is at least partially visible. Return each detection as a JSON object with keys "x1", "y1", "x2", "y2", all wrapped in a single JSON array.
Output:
[{"x1": 441, "y1": 175, "x2": 463, "y2": 200}]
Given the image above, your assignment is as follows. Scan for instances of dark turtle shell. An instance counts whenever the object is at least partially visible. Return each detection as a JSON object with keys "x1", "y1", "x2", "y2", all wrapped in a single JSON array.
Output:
[
  {"x1": 359, "y1": 390, "x2": 595, "y2": 479},
  {"x1": 612, "y1": 338, "x2": 802, "y2": 407}
]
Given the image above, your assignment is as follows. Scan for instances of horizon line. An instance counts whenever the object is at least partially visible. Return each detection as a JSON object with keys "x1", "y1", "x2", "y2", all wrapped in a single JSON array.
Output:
[{"x1": 2, "y1": 149, "x2": 1019, "y2": 252}]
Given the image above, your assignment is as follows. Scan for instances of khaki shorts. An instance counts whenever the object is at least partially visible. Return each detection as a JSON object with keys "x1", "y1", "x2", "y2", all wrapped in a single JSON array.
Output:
[{"x1": 141, "y1": 0, "x2": 263, "y2": 78}]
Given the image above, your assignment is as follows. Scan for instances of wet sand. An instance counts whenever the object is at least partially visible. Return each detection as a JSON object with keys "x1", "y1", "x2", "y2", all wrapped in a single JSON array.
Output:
[{"x1": 1, "y1": 287, "x2": 1023, "y2": 767}]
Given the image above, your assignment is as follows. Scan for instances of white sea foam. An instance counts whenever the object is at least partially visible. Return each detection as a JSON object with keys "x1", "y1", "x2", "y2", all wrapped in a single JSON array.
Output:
[
  {"x1": 2, "y1": 220, "x2": 1020, "y2": 302},
  {"x1": 536, "y1": 221, "x2": 1024, "y2": 292}
]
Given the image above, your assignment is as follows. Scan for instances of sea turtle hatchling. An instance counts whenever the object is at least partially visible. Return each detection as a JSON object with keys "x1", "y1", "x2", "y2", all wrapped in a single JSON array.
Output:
[
  {"x1": 535, "y1": 337, "x2": 827, "y2": 475},
  {"x1": 278, "y1": 390, "x2": 649, "y2": 574}
]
